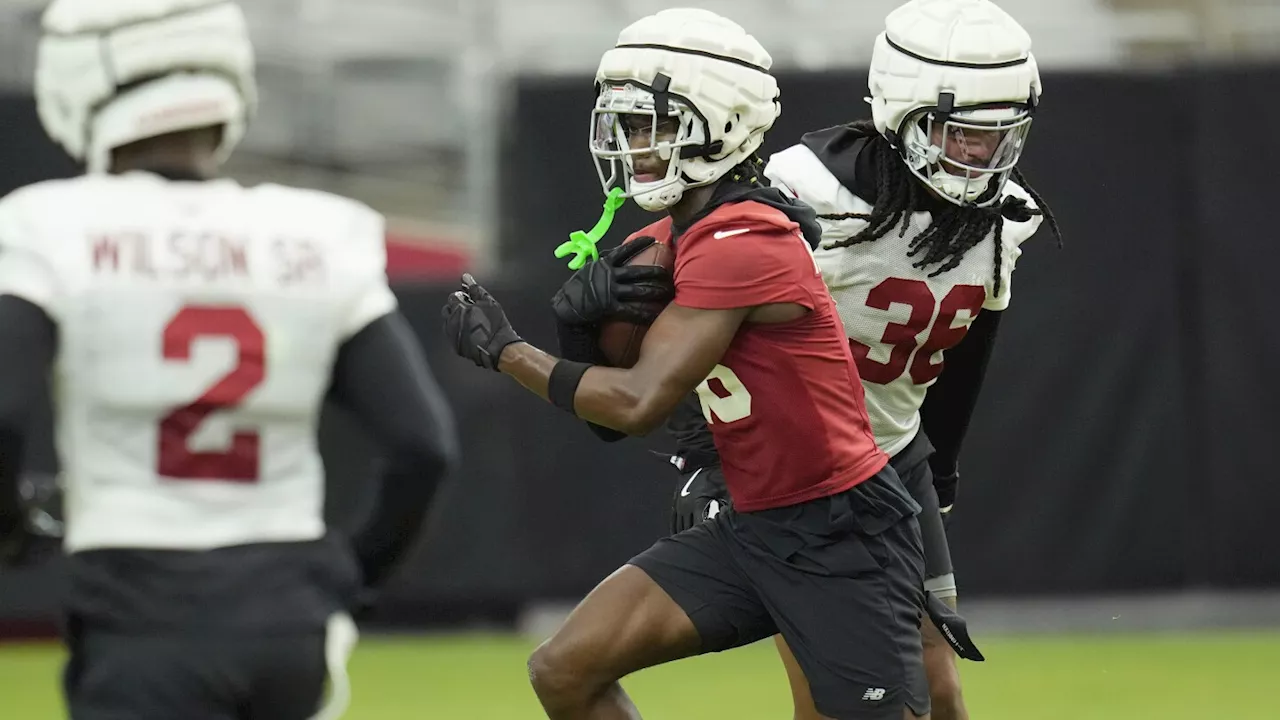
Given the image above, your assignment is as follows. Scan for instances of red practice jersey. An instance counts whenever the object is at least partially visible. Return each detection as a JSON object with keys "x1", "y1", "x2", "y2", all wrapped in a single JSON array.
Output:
[{"x1": 626, "y1": 201, "x2": 887, "y2": 512}]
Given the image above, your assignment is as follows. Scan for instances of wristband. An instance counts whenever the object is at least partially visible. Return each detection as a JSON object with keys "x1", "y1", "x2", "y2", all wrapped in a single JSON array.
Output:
[{"x1": 549, "y1": 359, "x2": 592, "y2": 415}]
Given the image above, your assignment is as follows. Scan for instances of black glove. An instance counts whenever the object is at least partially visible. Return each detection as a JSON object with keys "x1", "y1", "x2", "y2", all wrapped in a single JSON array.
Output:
[
  {"x1": 0, "y1": 474, "x2": 63, "y2": 568},
  {"x1": 552, "y1": 237, "x2": 675, "y2": 326},
  {"x1": 671, "y1": 466, "x2": 732, "y2": 534},
  {"x1": 0, "y1": 528, "x2": 41, "y2": 567},
  {"x1": 933, "y1": 467, "x2": 959, "y2": 529},
  {"x1": 555, "y1": 314, "x2": 601, "y2": 365},
  {"x1": 442, "y1": 273, "x2": 523, "y2": 371},
  {"x1": 924, "y1": 592, "x2": 985, "y2": 662}
]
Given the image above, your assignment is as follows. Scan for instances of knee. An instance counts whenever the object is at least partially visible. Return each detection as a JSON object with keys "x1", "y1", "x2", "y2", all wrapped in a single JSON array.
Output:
[
  {"x1": 528, "y1": 634, "x2": 609, "y2": 708},
  {"x1": 527, "y1": 639, "x2": 577, "y2": 703}
]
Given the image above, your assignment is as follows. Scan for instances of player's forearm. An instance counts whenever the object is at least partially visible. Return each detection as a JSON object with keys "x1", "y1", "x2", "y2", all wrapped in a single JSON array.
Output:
[
  {"x1": 0, "y1": 427, "x2": 25, "y2": 537},
  {"x1": 329, "y1": 312, "x2": 461, "y2": 589},
  {"x1": 497, "y1": 342, "x2": 556, "y2": 400},
  {"x1": 920, "y1": 308, "x2": 1003, "y2": 474},
  {"x1": 0, "y1": 297, "x2": 56, "y2": 545},
  {"x1": 499, "y1": 342, "x2": 667, "y2": 435}
]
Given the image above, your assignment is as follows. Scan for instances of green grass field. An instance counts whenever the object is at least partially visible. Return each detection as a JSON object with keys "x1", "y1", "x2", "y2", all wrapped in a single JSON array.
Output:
[{"x1": 1, "y1": 630, "x2": 1276, "y2": 718}]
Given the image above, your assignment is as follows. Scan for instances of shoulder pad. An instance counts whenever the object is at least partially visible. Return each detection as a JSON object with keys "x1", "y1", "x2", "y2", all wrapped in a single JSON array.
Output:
[
  {"x1": 0, "y1": 179, "x2": 84, "y2": 250},
  {"x1": 254, "y1": 183, "x2": 383, "y2": 227},
  {"x1": 999, "y1": 179, "x2": 1044, "y2": 248},
  {"x1": 695, "y1": 200, "x2": 798, "y2": 238},
  {"x1": 765, "y1": 145, "x2": 873, "y2": 244}
]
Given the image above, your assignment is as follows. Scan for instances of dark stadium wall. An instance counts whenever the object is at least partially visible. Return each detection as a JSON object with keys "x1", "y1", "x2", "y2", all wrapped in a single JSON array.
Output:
[
  {"x1": 1, "y1": 65, "x2": 1278, "y2": 631},
  {"x1": 490, "y1": 65, "x2": 1280, "y2": 602}
]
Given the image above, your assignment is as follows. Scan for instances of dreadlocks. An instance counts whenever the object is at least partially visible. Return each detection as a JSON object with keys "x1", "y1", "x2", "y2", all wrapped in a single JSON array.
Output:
[
  {"x1": 727, "y1": 152, "x2": 768, "y2": 187},
  {"x1": 818, "y1": 120, "x2": 1061, "y2": 298}
]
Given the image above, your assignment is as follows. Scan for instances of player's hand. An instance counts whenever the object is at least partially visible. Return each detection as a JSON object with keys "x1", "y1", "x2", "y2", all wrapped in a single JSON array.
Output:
[
  {"x1": 0, "y1": 475, "x2": 63, "y2": 567},
  {"x1": 934, "y1": 468, "x2": 958, "y2": 529},
  {"x1": 552, "y1": 236, "x2": 674, "y2": 326},
  {"x1": 0, "y1": 528, "x2": 59, "y2": 567},
  {"x1": 671, "y1": 466, "x2": 732, "y2": 534},
  {"x1": 0, "y1": 519, "x2": 32, "y2": 566},
  {"x1": 442, "y1": 274, "x2": 523, "y2": 371}
]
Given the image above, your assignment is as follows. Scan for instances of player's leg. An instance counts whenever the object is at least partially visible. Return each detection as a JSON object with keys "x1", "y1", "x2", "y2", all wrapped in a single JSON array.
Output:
[
  {"x1": 921, "y1": 604, "x2": 964, "y2": 720},
  {"x1": 735, "y1": 467, "x2": 932, "y2": 720},
  {"x1": 773, "y1": 635, "x2": 825, "y2": 720},
  {"x1": 670, "y1": 464, "x2": 829, "y2": 719},
  {"x1": 528, "y1": 564, "x2": 699, "y2": 719},
  {"x1": 903, "y1": 453, "x2": 967, "y2": 720},
  {"x1": 65, "y1": 619, "x2": 334, "y2": 720},
  {"x1": 775, "y1": 636, "x2": 927, "y2": 720},
  {"x1": 64, "y1": 617, "x2": 237, "y2": 720},
  {"x1": 529, "y1": 519, "x2": 776, "y2": 720},
  {"x1": 240, "y1": 632, "x2": 329, "y2": 720},
  {"x1": 240, "y1": 612, "x2": 358, "y2": 720}
]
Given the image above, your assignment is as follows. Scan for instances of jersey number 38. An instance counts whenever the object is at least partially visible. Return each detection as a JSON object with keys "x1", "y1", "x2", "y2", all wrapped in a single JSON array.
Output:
[{"x1": 850, "y1": 278, "x2": 986, "y2": 386}]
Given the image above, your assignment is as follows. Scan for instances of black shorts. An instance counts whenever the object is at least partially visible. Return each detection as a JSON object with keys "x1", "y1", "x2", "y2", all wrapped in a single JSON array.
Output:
[
  {"x1": 63, "y1": 617, "x2": 329, "y2": 720},
  {"x1": 632, "y1": 464, "x2": 930, "y2": 719},
  {"x1": 891, "y1": 432, "x2": 956, "y2": 599}
]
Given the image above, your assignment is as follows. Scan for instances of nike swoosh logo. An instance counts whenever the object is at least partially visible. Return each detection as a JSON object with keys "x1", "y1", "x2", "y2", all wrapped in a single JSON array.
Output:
[
  {"x1": 679, "y1": 468, "x2": 704, "y2": 497},
  {"x1": 713, "y1": 228, "x2": 750, "y2": 240}
]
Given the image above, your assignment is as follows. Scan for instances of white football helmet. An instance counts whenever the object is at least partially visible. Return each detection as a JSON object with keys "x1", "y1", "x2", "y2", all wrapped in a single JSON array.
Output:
[
  {"x1": 35, "y1": 0, "x2": 257, "y2": 174},
  {"x1": 868, "y1": 0, "x2": 1041, "y2": 207},
  {"x1": 591, "y1": 9, "x2": 780, "y2": 211}
]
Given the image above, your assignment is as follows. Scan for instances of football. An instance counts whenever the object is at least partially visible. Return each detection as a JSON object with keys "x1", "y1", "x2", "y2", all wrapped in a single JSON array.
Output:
[{"x1": 597, "y1": 239, "x2": 675, "y2": 368}]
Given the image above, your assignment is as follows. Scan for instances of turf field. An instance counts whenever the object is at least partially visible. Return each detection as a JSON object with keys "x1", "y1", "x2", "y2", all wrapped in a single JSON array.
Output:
[{"x1": 1, "y1": 630, "x2": 1275, "y2": 718}]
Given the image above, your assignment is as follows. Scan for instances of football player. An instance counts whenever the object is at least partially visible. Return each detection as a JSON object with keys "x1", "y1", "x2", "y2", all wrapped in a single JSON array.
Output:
[
  {"x1": 552, "y1": 2, "x2": 1061, "y2": 719},
  {"x1": 444, "y1": 8, "x2": 932, "y2": 720},
  {"x1": 0, "y1": 1, "x2": 459, "y2": 718},
  {"x1": 763, "y1": 3, "x2": 1060, "y2": 715}
]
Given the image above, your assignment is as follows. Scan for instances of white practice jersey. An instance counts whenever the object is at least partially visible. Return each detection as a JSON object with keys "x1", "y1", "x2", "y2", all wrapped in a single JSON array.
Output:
[
  {"x1": 766, "y1": 145, "x2": 1042, "y2": 457},
  {"x1": 0, "y1": 172, "x2": 396, "y2": 553}
]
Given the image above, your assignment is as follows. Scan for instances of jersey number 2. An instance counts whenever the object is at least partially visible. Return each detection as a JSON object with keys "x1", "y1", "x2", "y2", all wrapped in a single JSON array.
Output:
[
  {"x1": 157, "y1": 306, "x2": 265, "y2": 482},
  {"x1": 850, "y1": 278, "x2": 986, "y2": 385}
]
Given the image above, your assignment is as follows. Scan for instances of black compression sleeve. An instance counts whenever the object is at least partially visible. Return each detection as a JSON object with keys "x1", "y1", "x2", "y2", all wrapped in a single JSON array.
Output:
[
  {"x1": 586, "y1": 420, "x2": 627, "y2": 443},
  {"x1": 919, "y1": 309, "x2": 1003, "y2": 476},
  {"x1": 328, "y1": 311, "x2": 460, "y2": 590},
  {"x1": 555, "y1": 316, "x2": 598, "y2": 365},
  {"x1": 0, "y1": 296, "x2": 56, "y2": 537},
  {"x1": 554, "y1": 317, "x2": 626, "y2": 442}
]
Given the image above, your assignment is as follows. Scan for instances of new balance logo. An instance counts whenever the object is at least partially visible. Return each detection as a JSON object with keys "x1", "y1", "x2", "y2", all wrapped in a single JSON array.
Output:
[{"x1": 862, "y1": 688, "x2": 886, "y2": 702}]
